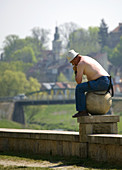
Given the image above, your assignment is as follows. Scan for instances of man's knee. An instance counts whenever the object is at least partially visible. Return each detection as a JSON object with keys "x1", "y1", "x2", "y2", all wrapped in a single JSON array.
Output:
[{"x1": 76, "y1": 83, "x2": 85, "y2": 92}]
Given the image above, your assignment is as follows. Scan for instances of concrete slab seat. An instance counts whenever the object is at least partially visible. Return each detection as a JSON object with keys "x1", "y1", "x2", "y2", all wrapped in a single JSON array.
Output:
[{"x1": 88, "y1": 134, "x2": 122, "y2": 164}]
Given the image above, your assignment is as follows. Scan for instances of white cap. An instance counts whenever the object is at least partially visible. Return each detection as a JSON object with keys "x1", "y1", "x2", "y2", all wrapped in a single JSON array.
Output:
[{"x1": 67, "y1": 49, "x2": 79, "y2": 62}]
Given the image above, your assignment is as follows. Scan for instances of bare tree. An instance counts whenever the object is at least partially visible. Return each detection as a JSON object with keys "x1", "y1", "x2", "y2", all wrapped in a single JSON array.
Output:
[
  {"x1": 31, "y1": 27, "x2": 50, "y2": 49},
  {"x1": 59, "y1": 22, "x2": 80, "y2": 50}
]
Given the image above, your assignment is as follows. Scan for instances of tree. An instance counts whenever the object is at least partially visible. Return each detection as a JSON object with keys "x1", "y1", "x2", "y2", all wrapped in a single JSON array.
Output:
[
  {"x1": 3, "y1": 35, "x2": 25, "y2": 61},
  {"x1": 59, "y1": 22, "x2": 80, "y2": 50},
  {"x1": 109, "y1": 36, "x2": 122, "y2": 68},
  {"x1": 57, "y1": 73, "x2": 68, "y2": 82},
  {"x1": 28, "y1": 77, "x2": 41, "y2": 92},
  {"x1": 69, "y1": 27, "x2": 100, "y2": 55},
  {"x1": 31, "y1": 27, "x2": 50, "y2": 49},
  {"x1": 11, "y1": 46, "x2": 37, "y2": 63},
  {"x1": 0, "y1": 70, "x2": 29, "y2": 96},
  {"x1": 0, "y1": 61, "x2": 32, "y2": 76},
  {"x1": 98, "y1": 19, "x2": 108, "y2": 50},
  {"x1": 0, "y1": 70, "x2": 40, "y2": 97},
  {"x1": 3, "y1": 28, "x2": 50, "y2": 63}
]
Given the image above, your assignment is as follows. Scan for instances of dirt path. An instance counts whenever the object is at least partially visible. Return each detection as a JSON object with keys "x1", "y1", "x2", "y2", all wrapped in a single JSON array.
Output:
[{"x1": 0, "y1": 159, "x2": 87, "y2": 169}]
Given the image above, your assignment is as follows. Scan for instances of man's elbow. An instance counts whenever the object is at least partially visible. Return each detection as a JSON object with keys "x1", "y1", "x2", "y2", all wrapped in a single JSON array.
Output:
[
  {"x1": 77, "y1": 81, "x2": 81, "y2": 84},
  {"x1": 76, "y1": 79, "x2": 82, "y2": 84}
]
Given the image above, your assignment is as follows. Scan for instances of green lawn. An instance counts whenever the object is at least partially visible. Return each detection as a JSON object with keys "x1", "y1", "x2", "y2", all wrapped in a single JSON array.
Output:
[
  {"x1": 0, "y1": 104, "x2": 122, "y2": 134},
  {"x1": 0, "y1": 119, "x2": 23, "y2": 129},
  {"x1": 24, "y1": 104, "x2": 79, "y2": 131}
]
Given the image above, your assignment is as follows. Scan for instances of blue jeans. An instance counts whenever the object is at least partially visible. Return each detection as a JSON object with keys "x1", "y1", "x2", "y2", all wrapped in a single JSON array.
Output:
[{"x1": 75, "y1": 76, "x2": 111, "y2": 111}]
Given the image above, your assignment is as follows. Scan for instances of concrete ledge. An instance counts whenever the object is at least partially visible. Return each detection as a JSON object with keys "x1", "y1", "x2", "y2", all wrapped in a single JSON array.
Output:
[
  {"x1": 88, "y1": 134, "x2": 122, "y2": 164},
  {"x1": 0, "y1": 128, "x2": 79, "y2": 142},
  {"x1": 77, "y1": 115, "x2": 120, "y2": 124},
  {"x1": 88, "y1": 134, "x2": 122, "y2": 145},
  {"x1": 0, "y1": 128, "x2": 87, "y2": 158}
]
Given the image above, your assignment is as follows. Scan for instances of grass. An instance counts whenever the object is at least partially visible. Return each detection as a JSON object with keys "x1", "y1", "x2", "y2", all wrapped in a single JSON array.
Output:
[
  {"x1": 24, "y1": 104, "x2": 122, "y2": 133},
  {"x1": 24, "y1": 104, "x2": 79, "y2": 131},
  {"x1": 0, "y1": 119, "x2": 23, "y2": 129},
  {"x1": 0, "y1": 152, "x2": 122, "y2": 169},
  {"x1": 0, "y1": 104, "x2": 122, "y2": 133}
]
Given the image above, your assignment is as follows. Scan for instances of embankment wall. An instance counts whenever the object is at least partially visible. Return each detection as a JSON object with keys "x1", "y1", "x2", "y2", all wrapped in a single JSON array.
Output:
[{"x1": 0, "y1": 127, "x2": 122, "y2": 165}]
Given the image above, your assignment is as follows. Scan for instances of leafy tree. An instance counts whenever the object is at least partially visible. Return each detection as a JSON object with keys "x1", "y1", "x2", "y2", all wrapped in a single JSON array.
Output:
[
  {"x1": 3, "y1": 35, "x2": 25, "y2": 61},
  {"x1": 0, "y1": 70, "x2": 29, "y2": 96},
  {"x1": 25, "y1": 36, "x2": 40, "y2": 59},
  {"x1": 88, "y1": 27, "x2": 101, "y2": 52},
  {"x1": 0, "y1": 70, "x2": 40, "y2": 97},
  {"x1": 11, "y1": 46, "x2": 37, "y2": 63},
  {"x1": 69, "y1": 27, "x2": 100, "y2": 55},
  {"x1": 3, "y1": 27, "x2": 50, "y2": 63},
  {"x1": 57, "y1": 72, "x2": 68, "y2": 82},
  {"x1": 0, "y1": 61, "x2": 32, "y2": 76},
  {"x1": 109, "y1": 36, "x2": 122, "y2": 68},
  {"x1": 28, "y1": 77, "x2": 41, "y2": 92}
]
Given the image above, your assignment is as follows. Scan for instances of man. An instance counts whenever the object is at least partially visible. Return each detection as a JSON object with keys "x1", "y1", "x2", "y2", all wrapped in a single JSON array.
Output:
[{"x1": 67, "y1": 49, "x2": 113, "y2": 118}]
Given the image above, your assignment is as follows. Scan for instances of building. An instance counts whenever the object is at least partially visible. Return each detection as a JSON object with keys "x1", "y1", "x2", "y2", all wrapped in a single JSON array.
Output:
[
  {"x1": 27, "y1": 26, "x2": 73, "y2": 83},
  {"x1": 108, "y1": 23, "x2": 122, "y2": 48}
]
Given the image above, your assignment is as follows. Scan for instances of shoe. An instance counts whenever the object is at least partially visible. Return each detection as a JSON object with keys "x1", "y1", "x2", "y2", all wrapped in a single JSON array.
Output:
[{"x1": 72, "y1": 111, "x2": 89, "y2": 118}]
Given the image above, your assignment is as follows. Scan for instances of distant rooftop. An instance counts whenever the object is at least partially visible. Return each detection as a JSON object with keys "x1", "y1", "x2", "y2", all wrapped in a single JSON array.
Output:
[{"x1": 111, "y1": 23, "x2": 122, "y2": 33}]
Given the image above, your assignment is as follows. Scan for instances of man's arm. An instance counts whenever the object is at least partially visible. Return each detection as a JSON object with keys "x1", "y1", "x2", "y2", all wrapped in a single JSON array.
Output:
[{"x1": 75, "y1": 64, "x2": 84, "y2": 84}]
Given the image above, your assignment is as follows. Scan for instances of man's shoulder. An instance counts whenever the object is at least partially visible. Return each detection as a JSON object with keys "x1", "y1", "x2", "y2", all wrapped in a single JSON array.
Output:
[{"x1": 77, "y1": 60, "x2": 85, "y2": 69}]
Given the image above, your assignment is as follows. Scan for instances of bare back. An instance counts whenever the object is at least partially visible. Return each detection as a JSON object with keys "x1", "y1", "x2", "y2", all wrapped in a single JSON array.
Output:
[{"x1": 77, "y1": 56, "x2": 109, "y2": 82}]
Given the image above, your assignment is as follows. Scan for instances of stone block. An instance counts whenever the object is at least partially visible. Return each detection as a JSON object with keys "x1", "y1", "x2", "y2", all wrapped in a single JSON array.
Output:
[
  {"x1": 79, "y1": 124, "x2": 93, "y2": 142},
  {"x1": 92, "y1": 123, "x2": 118, "y2": 134},
  {"x1": 78, "y1": 115, "x2": 119, "y2": 142},
  {"x1": 77, "y1": 115, "x2": 120, "y2": 124},
  {"x1": 86, "y1": 91, "x2": 112, "y2": 115}
]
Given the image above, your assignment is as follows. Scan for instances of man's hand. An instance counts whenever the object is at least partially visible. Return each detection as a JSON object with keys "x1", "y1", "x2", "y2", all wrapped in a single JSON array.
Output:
[{"x1": 73, "y1": 65, "x2": 77, "y2": 75}]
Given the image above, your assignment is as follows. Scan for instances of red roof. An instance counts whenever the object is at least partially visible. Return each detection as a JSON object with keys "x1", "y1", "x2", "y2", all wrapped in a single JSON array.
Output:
[
  {"x1": 111, "y1": 23, "x2": 122, "y2": 33},
  {"x1": 56, "y1": 82, "x2": 65, "y2": 88}
]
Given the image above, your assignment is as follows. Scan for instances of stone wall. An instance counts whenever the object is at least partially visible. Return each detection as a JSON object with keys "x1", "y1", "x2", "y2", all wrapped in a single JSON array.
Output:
[
  {"x1": 0, "y1": 129, "x2": 87, "y2": 158},
  {"x1": 0, "y1": 102, "x2": 14, "y2": 120},
  {"x1": 88, "y1": 134, "x2": 122, "y2": 164},
  {"x1": 0, "y1": 115, "x2": 122, "y2": 166},
  {"x1": 0, "y1": 102, "x2": 25, "y2": 124}
]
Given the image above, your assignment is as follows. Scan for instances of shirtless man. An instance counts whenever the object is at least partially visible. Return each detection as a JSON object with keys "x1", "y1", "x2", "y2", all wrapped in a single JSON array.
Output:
[{"x1": 67, "y1": 49, "x2": 113, "y2": 118}]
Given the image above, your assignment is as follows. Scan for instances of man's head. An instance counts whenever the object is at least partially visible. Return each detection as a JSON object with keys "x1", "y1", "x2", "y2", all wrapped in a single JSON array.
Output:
[{"x1": 67, "y1": 49, "x2": 79, "y2": 63}]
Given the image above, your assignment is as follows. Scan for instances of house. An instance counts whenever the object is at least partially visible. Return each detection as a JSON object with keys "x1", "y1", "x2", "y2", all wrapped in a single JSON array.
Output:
[{"x1": 108, "y1": 23, "x2": 122, "y2": 48}]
